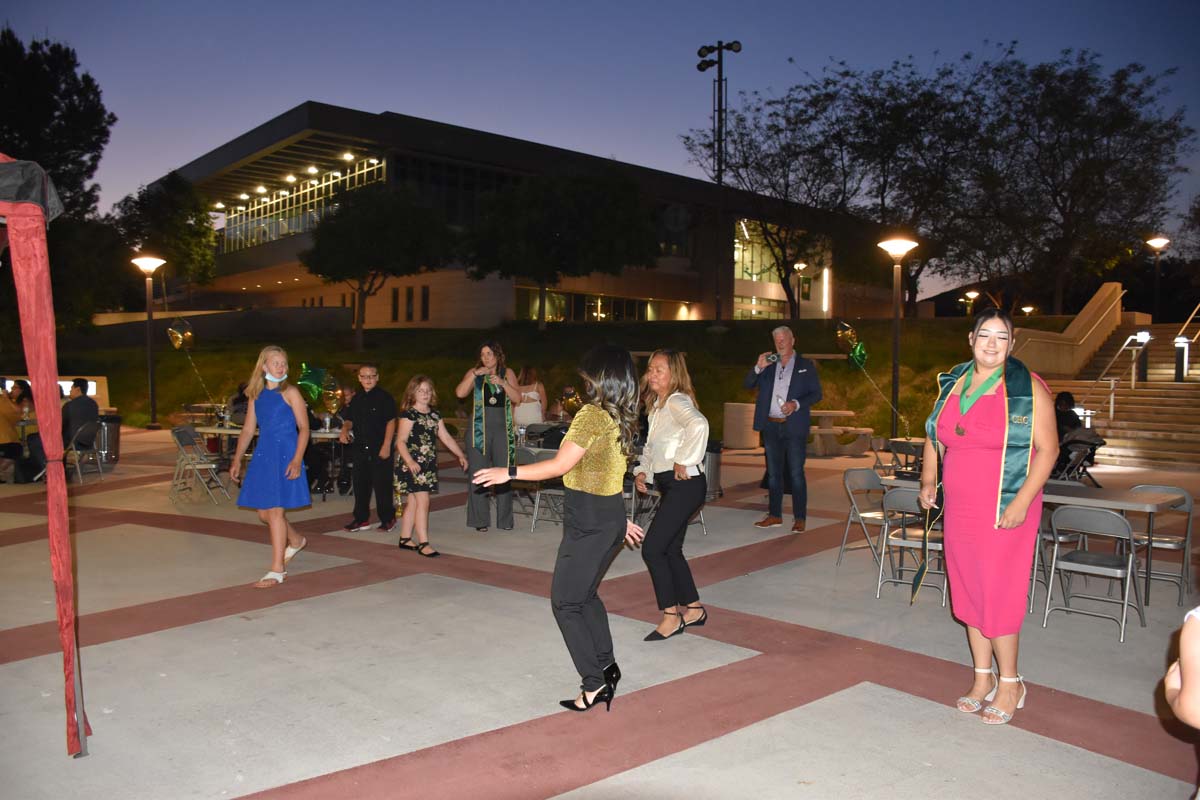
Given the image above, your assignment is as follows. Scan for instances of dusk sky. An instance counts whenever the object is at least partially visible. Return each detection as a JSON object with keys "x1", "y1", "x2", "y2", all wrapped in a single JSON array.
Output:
[{"x1": 8, "y1": 0, "x2": 1199, "y2": 296}]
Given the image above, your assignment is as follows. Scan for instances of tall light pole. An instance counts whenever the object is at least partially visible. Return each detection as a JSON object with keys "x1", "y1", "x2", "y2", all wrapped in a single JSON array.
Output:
[
  {"x1": 697, "y1": 39, "x2": 741, "y2": 322},
  {"x1": 1146, "y1": 236, "x2": 1169, "y2": 322},
  {"x1": 132, "y1": 256, "x2": 165, "y2": 430},
  {"x1": 878, "y1": 238, "x2": 918, "y2": 438},
  {"x1": 964, "y1": 290, "x2": 980, "y2": 316}
]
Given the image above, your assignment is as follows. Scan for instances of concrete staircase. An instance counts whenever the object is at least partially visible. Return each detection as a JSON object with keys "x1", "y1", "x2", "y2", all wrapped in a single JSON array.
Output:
[{"x1": 1048, "y1": 323, "x2": 1200, "y2": 471}]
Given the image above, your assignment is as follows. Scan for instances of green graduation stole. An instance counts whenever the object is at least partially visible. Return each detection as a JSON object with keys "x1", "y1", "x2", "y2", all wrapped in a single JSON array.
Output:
[
  {"x1": 472, "y1": 374, "x2": 515, "y2": 467},
  {"x1": 911, "y1": 357, "x2": 1036, "y2": 601}
]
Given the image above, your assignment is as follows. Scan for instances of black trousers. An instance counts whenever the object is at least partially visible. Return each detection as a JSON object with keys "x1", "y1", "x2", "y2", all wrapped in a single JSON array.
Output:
[
  {"x1": 642, "y1": 471, "x2": 706, "y2": 610},
  {"x1": 351, "y1": 445, "x2": 394, "y2": 524},
  {"x1": 552, "y1": 489, "x2": 625, "y2": 692}
]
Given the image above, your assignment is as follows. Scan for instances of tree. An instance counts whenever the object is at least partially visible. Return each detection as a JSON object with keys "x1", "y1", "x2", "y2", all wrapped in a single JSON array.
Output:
[
  {"x1": 299, "y1": 184, "x2": 452, "y2": 351},
  {"x1": 963, "y1": 51, "x2": 1193, "y2": 313},
  {"x1": 113, "y1": 172, "x2": 216, "y2": 302},
  {"x1": 468, "y1": 174, "x2": 660, "y2": 330},
  {"x1": 0, "y1": 27, "x2": 117, "y2": 219},
  {"x1": 683, "y1": 79, "x2": 866, "y2": 318}
]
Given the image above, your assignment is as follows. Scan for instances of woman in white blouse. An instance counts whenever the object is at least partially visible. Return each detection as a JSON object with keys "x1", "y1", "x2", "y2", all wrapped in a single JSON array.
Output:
[
  {"x1": 633, "y1": 349, "x2": 711, "y2": 641},
  {"x1": 513, "y1": 366, "x2": 547, "y2": 428}
]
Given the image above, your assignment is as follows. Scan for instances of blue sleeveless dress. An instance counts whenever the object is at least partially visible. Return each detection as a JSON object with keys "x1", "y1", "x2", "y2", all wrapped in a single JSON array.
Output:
[{"x1": 237, "y1": 388, "x2": 311, "y2": 510}]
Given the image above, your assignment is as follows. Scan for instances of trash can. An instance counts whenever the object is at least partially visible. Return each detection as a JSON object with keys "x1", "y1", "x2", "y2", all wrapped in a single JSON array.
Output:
[
  {"x1": 703, "y1": 439, "x2": 723, "y2": 501},
  {"x1": 97, "y1": 414, "x2": 121, "y2": 464}
]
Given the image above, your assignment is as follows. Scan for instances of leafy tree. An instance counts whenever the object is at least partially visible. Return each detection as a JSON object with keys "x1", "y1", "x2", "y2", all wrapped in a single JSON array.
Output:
[
  {"x1": 468, "y1": 174, "x2": 659, "y2": 330},
  {"x1": 299, "y1": 184, "x2": 452, "y2": 351},
  {"x1": 959, "y1": 51, "x2": 1193, "y2": 313},
  {"x1": 113, "y1": 171, "x2": 216, "y2": 302},
  {"x1": 0, "y1": 26, "x2": 117, "y2": 219}
]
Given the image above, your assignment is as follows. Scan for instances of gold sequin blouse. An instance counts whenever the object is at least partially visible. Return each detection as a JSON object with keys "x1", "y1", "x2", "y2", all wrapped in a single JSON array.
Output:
[{"x1": 562, "y1": 403, "x2": 626, "y2": 496}]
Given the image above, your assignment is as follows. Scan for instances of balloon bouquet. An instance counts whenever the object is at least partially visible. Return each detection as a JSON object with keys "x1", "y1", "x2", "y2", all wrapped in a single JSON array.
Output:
[
  {"x1": 166, "y1": 319, "x2": 221, "y2": 414},
  {"x1": 836, "y1": 321, "x2": 911, "y2": 440}
]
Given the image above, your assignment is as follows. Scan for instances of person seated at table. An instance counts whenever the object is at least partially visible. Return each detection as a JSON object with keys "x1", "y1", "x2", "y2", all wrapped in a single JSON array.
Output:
[
  {"x1": 228, "y1": 383, "x2": 250, "y2": 426},
  {"x1": 304, "y1": 407, "x2": 334, "y2": 494},
  {"x1": 0, "y1": 388, "x2": 22, "y2": 464},
  {"x1": 62, "y1": 378, "x2": 99, "y2": 448},
  {"x1": 513, "y1": 366, "x2": 548, "y2": 428},
  {"x1": 1054, "y1": 391, "x2": 1082, "y2": 441},
  {"x1": 9, "y1": 379, "x2": 32, "y2": 412}
]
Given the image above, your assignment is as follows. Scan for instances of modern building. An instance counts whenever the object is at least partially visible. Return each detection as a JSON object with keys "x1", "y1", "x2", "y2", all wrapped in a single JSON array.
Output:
[{"x1": 174, "y1": 101, "x2": 893, "y2": 328}]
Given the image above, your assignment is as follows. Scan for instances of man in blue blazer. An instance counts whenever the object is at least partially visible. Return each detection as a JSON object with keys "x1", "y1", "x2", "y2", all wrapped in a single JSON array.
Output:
[{"x1": 743, "y1": 326, "x2": 823, "y2": 531}]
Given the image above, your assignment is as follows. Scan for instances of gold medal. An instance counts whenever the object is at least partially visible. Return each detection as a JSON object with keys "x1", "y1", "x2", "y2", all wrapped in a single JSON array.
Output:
[{"x1": 955, "y1": 423, "x2": 966, "y2": 436}]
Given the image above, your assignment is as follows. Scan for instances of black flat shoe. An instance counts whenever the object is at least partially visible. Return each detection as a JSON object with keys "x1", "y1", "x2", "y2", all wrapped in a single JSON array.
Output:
[
  {"x1": 475, "y1": 527, "x2": 488, "y2": 533},
  {"x1": 416, "y1": 542, "x2": 440, "y2": 558},
  {"x1": 644, "y1": 611, "x2": 685, "y2": 641},
  {"x1": 683, "y1": 604, "x2": 708, "y2": 628},
  {"x1": 397, "y1": 537, "x2": 418, "y2": 551},
  {"x1": 559, "y1": 685, "x2": 613, "y2": 712}
]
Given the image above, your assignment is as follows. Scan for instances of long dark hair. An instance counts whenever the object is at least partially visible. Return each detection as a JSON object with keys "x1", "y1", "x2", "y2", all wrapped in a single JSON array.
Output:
[
  {"x1": 475, "y1": 339, "x2": 507, "y2": 380},
  {"x1": 577, "y1": 344, "x2": 639, "y2": 458}
]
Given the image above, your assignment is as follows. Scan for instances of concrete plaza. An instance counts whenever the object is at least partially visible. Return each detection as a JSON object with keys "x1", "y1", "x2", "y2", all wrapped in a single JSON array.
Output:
[{"x1": 1, "y1": 430, "x2": 1197, "y2": 798}]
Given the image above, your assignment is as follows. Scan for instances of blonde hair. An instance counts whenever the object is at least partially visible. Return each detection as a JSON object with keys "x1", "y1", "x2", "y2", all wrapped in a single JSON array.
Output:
[
  {"x1": 401, "y1": 375, "x2": 438, "y2": 411},
  {"x1": 640, "y1": 349, "x2": 697, "y2": 412},
  {"x1": 245, "y1": 345, "x2": 291, "y2": 400}
]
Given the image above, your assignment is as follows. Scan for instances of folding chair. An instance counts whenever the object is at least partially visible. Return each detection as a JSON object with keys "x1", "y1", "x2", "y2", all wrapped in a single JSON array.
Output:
[
  {"x1": 875, "y1": 488, "x2": 947, "y2": 606},
  {"x1": 1028, "y1": 506, "x2": 1088, "y2": 613},
  {"x1": 511, "y1": 447, "x2": 564, "y2": 532},
  {"x1": 170, "y1": 425, "x2": 231, "y2": 504},
  {"x1": 1042, "y1": 505, "x2": 1145, "y2": 642},
  {"x1": 1130, "y1": 484, "x2": 1194, "y2": 606},
  {"x1": 64, "y1": 421, "x2": 104, "y2": 484},
  {"x1": 837, "y1": 468, "x2": 886, "y2": 566}
]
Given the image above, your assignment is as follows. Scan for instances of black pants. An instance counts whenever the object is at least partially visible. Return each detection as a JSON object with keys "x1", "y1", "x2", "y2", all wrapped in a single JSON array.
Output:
[
  {"x1": 351, "y1": 446, "x2": 394, "y2": 524},
  {"x1": 552, "y1": 489, "x2": 625, "y2": 692},
  {"x1": 642, "y1": 471, "x2": 706, "y2": 610}
]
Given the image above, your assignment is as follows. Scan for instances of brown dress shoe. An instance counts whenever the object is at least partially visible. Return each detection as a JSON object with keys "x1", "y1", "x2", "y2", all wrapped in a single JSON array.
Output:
[
  {"x1": 754, "y1": 516, "x2": 783, "y2": 529},
  {"x1": 791, "y1": 519, "x2": 806, "y2": 533}
]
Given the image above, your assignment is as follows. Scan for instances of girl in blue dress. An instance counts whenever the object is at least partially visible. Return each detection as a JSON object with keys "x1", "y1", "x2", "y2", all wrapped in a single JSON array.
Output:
[{"x1": 230, "y1": 346, "x2": 312, "y2": 587}]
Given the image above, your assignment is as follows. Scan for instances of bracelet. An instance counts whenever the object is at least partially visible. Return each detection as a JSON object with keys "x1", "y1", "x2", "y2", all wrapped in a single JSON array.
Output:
[{"x1": 508, "y1": 465, "x2": 518, "y2": 478}]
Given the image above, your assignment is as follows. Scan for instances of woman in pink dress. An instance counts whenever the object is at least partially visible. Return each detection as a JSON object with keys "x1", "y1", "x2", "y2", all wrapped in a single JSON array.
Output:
[{"x1": 919, "y1": 309, "x2": 1058, "y2": 725}]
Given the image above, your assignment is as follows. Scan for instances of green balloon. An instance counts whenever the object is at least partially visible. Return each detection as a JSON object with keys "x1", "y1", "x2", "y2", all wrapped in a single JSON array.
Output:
[
  {"x1": 296, "y1": 362, "x2": 327, "y2": 407},
  {"x1": 849, "y1": 341, "x2": 867, "y2": 369}
]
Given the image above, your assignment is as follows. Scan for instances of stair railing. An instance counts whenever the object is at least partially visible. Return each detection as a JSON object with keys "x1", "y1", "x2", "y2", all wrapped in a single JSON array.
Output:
[
  {"x1": 1079, "y1": 331, "x2": 1153, "y2": 419},
  {"x1": 1178, "y1": 300, "x2": 1200, "y2": 344}
]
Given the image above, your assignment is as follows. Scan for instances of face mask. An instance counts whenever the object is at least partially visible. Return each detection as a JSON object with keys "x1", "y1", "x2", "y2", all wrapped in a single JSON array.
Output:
[{"x1": 265, "y1": 370, "x2": 287, "y2": 383}]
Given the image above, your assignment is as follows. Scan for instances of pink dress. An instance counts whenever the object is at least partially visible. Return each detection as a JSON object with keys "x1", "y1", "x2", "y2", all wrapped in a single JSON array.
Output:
[{"x1": 938, "y1": 385, "x2": 1042, "y2": 638}]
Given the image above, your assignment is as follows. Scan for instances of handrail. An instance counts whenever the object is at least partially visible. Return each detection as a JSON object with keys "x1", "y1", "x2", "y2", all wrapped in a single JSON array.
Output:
[
  {"x1": 1012, "y1": 289, "x2": 1127, "y2": 352},
  {"x1": 1079, "y1": 333, "x2": 1150, "y2": 415},
  {"x1": 1177, "y1": 300, "x2": 1200, "y2": 344}
]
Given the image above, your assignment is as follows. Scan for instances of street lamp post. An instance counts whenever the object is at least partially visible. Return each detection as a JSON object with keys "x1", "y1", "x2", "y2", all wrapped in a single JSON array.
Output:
[
  {"x1": 697, "y1": 39, "x2": 741, "y2": 322},
  {"x1": 132, "y1": 256, "x2": 166, "y2": 429},
  {"x1": 1146, "y1": 236, "x2": 1169, "y2": 322},
  {"x1": 964, "y1": 290, "x2": 980, "y2": 316},
  {"x1": 877, "y1": 238, "x2": 918, "y2": 438}
]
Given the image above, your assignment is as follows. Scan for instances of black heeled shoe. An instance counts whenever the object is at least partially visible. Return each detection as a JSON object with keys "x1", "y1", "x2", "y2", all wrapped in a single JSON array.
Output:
[
  {"x1": 683, "y1": 604, "x2": 708, "y2": 628},
  {"x1": 644, "y1": 611, "x2": 685, "y2": 641},
  {"x1": 559, "y1": 685, "x2": 614, "y2": 712},
  {"x1": 603, "y1": 662, "x2": 621, "y2": 694}
]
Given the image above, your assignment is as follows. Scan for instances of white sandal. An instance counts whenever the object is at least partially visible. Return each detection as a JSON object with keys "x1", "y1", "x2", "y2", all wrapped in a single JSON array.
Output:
[
  {"x1": 284, "y1": 537, "x2": 307, "y2": 564},
  {"x1": 982, "y1": 675, "x2": 1026, "y2": 725},
  {"x1": 956, "y1": 667, "x2": 997, "y2": 713},
  {"x1": 255, "y1": 570, "x2": 286, "y2": 588}
]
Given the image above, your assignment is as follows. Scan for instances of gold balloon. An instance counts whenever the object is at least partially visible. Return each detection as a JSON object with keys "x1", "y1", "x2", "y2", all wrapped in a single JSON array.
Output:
[
  {"x1": 320, "y1": 374, "x2": 342, "y2": 415},
  {"x1": 167, "y1": 319, "x2": 195, "y2": 350},
  {"x1": 561, "y1": 387, "x2": 583, "y2": 416}
]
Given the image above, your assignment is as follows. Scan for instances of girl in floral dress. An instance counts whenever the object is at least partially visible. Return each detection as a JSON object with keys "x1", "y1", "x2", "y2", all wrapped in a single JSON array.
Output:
[{"x1": 395, "y1": 375, "x2": 468, "y2": 557}]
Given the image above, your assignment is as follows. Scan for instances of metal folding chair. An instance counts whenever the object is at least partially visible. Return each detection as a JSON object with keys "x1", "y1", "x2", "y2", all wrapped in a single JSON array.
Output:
[
  {"x1": 170, "y1": 425, "x2": 231, "y2": 504},
  {"x1": 64, "y1": 421, "x2": 104, "y2": 484},
  {"x1": 837, "y1": 468, "x2": 886, "y2": 566},
  {"x1": 511, "y1": 447, "x2": 564, "y2": 532},
  {"x1": 1042, "y1": 505, "x2": 1145, "y2": 642},
  {"x1": 1130, "y1": 484, "x2": 1194, "y2": 606},
  {"x1": 875, "y1": 488, "x2": 947, "y2": 606}
]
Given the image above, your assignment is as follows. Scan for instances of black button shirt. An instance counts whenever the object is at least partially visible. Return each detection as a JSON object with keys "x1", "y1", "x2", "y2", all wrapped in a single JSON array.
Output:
[{"x1": 345, "y1": 386, "x2": 397, "y2": 449}]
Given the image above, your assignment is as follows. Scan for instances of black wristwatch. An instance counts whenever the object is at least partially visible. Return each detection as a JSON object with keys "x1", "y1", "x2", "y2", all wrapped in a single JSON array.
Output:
[{"x1": 508, "y1": 465, "x2": 518, "y2": 478}]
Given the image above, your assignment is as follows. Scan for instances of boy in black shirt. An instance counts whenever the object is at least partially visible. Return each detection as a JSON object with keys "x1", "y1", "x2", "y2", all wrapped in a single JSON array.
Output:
[{"x1": 339, "y1": 364, "x2": 398, "y2": 531}]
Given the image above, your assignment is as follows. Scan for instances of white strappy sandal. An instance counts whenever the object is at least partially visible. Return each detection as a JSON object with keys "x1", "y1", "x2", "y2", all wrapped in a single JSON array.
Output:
[
  {"x1": 982, "y1": 675, "x2": 1026, "y2": 724},
  {"x1": 956, "y1": 667, "x2": 998, "y2": 713},
  {"x1": 255, "y1": 570, "x2": 286, "y2": 588}
]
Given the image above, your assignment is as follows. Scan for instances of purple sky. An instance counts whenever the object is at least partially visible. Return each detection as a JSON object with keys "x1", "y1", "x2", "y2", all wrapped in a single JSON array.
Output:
[{"x1": 8, "y1": 0, "x2": 1199, "y2": 297}]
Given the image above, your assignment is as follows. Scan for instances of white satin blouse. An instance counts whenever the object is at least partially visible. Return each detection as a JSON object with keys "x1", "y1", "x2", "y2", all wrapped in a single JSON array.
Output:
[{"x1": 633, "y1": 392, "x2": 709, "y2": 482}]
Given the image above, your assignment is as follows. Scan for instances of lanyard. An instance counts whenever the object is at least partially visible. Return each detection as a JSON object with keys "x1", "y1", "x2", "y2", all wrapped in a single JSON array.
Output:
[{"x1": 959, "y1": 364, "x2": 1003, "y2": 417}]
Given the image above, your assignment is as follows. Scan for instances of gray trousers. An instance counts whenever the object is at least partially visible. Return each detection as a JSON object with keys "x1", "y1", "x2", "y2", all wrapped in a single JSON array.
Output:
[
  {"x1": 552, "y1": 489, "x2": 625, "y2": 692},
  {"x1": 466, "y1": 406, "x2": 514, "y2": 529}
]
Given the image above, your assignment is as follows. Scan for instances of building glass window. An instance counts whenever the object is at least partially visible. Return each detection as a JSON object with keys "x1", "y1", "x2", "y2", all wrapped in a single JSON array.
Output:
[
  {"x1": 732, "y1": 295, "x2": 786, "y2": 320},
  {"x1": 420, "y1": 286, "x2": 430, "y2": 321},
  {"x1": 733, "y1": 219, "x2": 776, "y2": 282},
  {"x1": 405, "y1": 286, "x2": 414, "y2": 322}
]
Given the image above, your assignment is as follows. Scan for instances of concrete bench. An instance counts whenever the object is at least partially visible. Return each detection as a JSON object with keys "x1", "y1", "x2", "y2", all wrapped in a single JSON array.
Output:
[{"x1": 811, "y1": 425, "x2": 874, "y2": 456}]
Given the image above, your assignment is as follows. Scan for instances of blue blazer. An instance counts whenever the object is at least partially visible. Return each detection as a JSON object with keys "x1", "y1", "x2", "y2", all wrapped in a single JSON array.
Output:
[{"x1": 743, "y1": 356, "x2": 823, "y2": 434}]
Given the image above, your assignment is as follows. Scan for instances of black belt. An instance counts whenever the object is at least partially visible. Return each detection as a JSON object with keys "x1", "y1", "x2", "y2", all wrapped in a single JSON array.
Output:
[{"x1": 768, "y1": 416, "x2": 788, "y2": 424}]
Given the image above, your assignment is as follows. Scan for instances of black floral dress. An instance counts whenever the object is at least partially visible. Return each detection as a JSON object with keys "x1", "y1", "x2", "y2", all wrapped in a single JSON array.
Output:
[{"x1": 397, "y1": 408, "x2": 441, "y2": 493}]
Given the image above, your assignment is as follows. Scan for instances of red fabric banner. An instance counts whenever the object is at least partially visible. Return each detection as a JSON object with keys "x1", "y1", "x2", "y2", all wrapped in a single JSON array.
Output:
[{"x1": 1, "y1": 155, "x2": 90, "y2": 754}]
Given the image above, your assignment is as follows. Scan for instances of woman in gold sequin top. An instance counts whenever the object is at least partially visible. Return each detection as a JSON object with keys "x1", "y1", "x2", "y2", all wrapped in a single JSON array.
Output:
[{"x1": 474, "y1": 345, "x2": 644, "y2": 713}]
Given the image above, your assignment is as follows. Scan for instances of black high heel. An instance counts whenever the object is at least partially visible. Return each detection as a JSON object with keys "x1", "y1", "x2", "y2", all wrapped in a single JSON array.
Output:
[
  {"x1": 559, "y1": 685, "x2": 614, "y2": 712},
  {"x1": 603, "y1": 662, "x2": 621, "y2": 694},
  {"x1": 644, "y1": 611, "x2": 685, "y2": 641},
  {"x1": 683, "y1": 604, "x2": 708, "y2": 628}
]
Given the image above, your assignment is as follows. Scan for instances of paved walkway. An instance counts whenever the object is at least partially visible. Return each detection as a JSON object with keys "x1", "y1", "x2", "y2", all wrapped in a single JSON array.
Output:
[{"x1": 1, "y1": 430, "x2": 1197, "y2": 798}]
